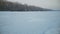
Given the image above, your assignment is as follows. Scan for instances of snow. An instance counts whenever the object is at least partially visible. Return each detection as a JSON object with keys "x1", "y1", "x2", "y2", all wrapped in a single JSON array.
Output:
[{"x1": 0, "y1": 11, "x2": 60, "y2": 34}]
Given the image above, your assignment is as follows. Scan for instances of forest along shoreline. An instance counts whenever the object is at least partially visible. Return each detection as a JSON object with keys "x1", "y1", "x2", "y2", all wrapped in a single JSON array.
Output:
[{"x1": 0, "y1": 0, "x2": 52, "y2": 11}]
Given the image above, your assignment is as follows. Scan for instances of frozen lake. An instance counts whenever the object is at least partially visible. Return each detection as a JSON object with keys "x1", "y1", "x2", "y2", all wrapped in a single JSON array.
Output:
[{"x1": 0, "y1": 11, "x2": 60, "y2": 34}]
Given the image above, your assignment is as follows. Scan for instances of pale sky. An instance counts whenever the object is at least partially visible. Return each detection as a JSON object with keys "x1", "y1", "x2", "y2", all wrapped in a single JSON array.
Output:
[{"x1": 7, "y1": 0, "x2": 60, "y2": 10}]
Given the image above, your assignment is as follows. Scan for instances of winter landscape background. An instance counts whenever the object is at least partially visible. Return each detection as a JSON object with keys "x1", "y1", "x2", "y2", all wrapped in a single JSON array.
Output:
[
  {"x1": 0, "y1": 11, "x2": 60, "y2": 34},
  {"x1": 0, "y1": 0, "x2": 60, "y2": 11},
  {"x1": 7, "y1": 0, "x2": 60, "y2": 10}
]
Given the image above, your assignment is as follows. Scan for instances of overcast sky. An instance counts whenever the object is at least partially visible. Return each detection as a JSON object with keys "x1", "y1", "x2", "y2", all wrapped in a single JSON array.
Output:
[{"x1": 7, "y1": 0, "x2": 60, "y2": 10}]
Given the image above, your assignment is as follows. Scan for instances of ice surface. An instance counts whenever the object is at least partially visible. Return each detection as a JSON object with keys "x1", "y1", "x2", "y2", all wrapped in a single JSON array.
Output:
[{"x1": 0, "y1": 11, "x2": 60, "y2": 34}]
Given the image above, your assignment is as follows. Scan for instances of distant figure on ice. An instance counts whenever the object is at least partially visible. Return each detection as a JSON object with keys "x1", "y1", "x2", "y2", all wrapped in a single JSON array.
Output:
[{"x1": 0, "y1": 0, "x2": 52, "y2": 11}]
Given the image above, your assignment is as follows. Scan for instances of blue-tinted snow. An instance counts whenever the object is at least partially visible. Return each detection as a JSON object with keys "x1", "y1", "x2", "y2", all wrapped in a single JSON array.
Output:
[{"x1": 0, "y1": 11, "x2": 60, "y2": 34}]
